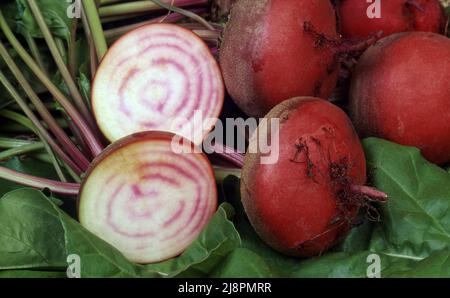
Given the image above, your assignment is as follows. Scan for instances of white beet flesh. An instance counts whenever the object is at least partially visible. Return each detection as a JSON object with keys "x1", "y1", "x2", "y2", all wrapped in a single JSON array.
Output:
[
  {"x1": 92, "y1": 24, "x2": 224, "y2": 145},
  {"x1": 78, "y1": 132, "x2": 217, "y2": 264}
]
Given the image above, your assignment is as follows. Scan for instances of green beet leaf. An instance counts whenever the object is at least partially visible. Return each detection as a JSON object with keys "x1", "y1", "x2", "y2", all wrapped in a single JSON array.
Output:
[
  {"x1": 0, "y1": 188, "x2": 241, "y2": 277},
  {"x1": 364, "y1": 138, "x2": 450, "y2": 261},
  {"x1": 9, "y1": 0, "x2": 75, "y2": 43},
  {"x1": 216, "y1": 138, "x2": 450, "y2": 277},
  {"x1": 0, "y1": 157, "x2": 59, "y2": 197},
  {"x1": 0, "y1": 189, "x2": 67, "y2": 270}
]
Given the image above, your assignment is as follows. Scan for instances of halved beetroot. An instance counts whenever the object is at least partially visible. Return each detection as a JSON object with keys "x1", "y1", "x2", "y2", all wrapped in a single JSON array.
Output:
[
  {"x1": 92, "y1": 24, "x2": 224, "y2": 145},
  {"x1": 78, "y1": 131, "x2": 217, "y2": 263}
]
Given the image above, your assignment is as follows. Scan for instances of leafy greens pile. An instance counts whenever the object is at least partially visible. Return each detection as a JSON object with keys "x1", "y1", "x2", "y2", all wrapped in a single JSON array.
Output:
[
  {"x1": 0, "y1": 0, "x2": 450, "y2": 278},
  {"x1": 2, "y1": 138, "x2": 450, "y2": 277}
]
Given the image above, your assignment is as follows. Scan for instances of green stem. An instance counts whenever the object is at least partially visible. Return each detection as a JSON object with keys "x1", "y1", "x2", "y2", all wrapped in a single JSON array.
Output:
[
  {"x1": 214, "y1": 166, "x2": 242, "y2": 184},
  {"x1": 0, "y1": 137, "x2": 36, "y2": 149},
  {"x1": 29, "y1": 152, "x2": 50, "y2": 162},
  {"x1": 0, "y1": 143, "x2": 45, "y2": 161},
  {"x1": 68, "y1": 18, "x2": 79, "y2": 79},
  {"x1": 0, "y1": 10, "x2": 104, "y2": 157},
  {"x1": 104, "y1": 13, "x2": 186, "y2": 40},
  {"x1": 61, "y1": 111, "x2": 92, "y2": 159},
  {"x1": 0, "y1": 109, "x2": 70, "y2": 182},
  {"x1": 0, "y1": 99, "x2": 15, "y2": 110},
  {"x1": 43, "y1": 141, "x2": 68, "y2": 183},
  {"x1": 99, "y1": 1, "x2": 170, "y2": 17},
  {"x1": 0, "y1": 121, "x2": 33, "y2": 133},
  {"x1": 82, "y1": 0, "x2": 108, "y2": 61},
  {"x1": 30, "y1": 152, "x2": 52, "y2": 163},
  {"x1": 9, "y1": 101, "x2": 62, "y2": 111},
  {"x1": 89, "y1": 39, "x2": 98, "y2": 78},
  {"x1": 99, "y1": 0, "x2": 208, "y2": 17},
  {"x1": 100, "y1": 0, "x2": 125, "y2": 5},
  {"x1": 28, "y1": 0, "x2": 95, "y2": 130},
  {"x1": 80, "y1": 8, "x2": 98, "y2": 78},
  {"x1": 0, "y1": 75, "x2": 83, "y2": 176},
  {"x1": 55, "y1": 37, "x2": 67, "y2": 64},
  {"x1": 0, "y1": 41, "x2": 90, "y2": 171},
  {"x1": 100, "y1": 12, "x2": 147, "y2": 23},
  {"x1": 192, "y1": 29, "x2": 221, "y2": 43},
  {"x1": 23, "y1": 32, "x2": 47, "y2": 74},
  {"x1": 0, "y1": 119, "x2": 69, "y2": 133},
  {"x1": 63, "y1": 161, "x2": 82, "y2": 183},
  {"x1": 27, "y1": 152, "x2": 81, "y2": 183},
  {"x1": 149, "y1": 0, "x2": 214, "y2": 30}
]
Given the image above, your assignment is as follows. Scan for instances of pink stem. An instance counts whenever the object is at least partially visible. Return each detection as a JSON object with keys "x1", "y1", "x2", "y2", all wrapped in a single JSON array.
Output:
[
  {"x1": 0, "y1": 166, "x2": 80, "y2": 196},
  {"x1": 406, "y1": 0, "x2": 425, "y2": 12},
  {"x1": 192, "y1": 29, "x2": 221, "y2": 44},
  {"x1": 350, "y1": 185, "x2": 388, "y2": 202},
  {"x1": 210, "y1": 47, "x2": 218, "y2": 56},
  {"x1": 104, "y1": 11, "x2": 192, "y2": 40},
  {"x1": 207, "y1": 142, "x2": 245, "y2": 168},
  {"x1": 208, "y1": 144, "x2": 388, "y2": 205},
  {"x1": 337, "y1": 31, "x2": 383, "y2": 54},
  {"x1": 168, "y1": 0, "x2": 208, "y2": 5}
]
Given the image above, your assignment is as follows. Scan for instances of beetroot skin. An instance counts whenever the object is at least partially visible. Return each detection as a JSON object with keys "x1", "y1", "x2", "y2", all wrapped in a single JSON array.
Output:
[
  {"x1": 241, "y1": 97, "x2": 368, "y2": 257},
  {"x1": 338, "y1": 0, "x2": 446, "y2": 39},
  {"x1": 220, "y1": 0, "x2": 340, "y2": 117},
  {"x1": 349, "y1": 32, "x2": 450, "y2": 164}
]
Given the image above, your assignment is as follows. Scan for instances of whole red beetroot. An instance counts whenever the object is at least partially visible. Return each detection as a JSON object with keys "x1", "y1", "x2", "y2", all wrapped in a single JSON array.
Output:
[
  {"x1": 349, "y1": 32, "x2": 450, "y2": 164},
  {"x1": 411, "y1": 0, "x2": 447, "y2": 32},
  {"x1": 241, "y1": 97, "x2": 378, "y2": 257},
  {"x1": 220, "y1": 0, "x2": 340, "y2": 117},
  {"x1": 338, "y1": 0, "x2": 446, "y2": 39}
]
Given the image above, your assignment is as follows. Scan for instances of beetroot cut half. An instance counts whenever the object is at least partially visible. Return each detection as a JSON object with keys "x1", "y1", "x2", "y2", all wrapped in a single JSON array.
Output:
[
  {"x1": 92, "y1": 23, "x2": 224, "y2": 145},
  {"x1": 78, "y1": 131, "x2": 217, "y2": 264}
]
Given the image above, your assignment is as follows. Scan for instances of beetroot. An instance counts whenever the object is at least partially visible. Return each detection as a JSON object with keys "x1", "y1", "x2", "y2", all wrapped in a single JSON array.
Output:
[
  {"x1": 219, "y1": 0, "x2": 341, "y2": 117},
  {"x1": 338, "y1": 0, "x2": 446, "y2": 39},
  {"x1": 241, "y1": 97, "x2": 384, "y2": 257},
  {"x1": 92, "y1": 24, "x2": 224, "y2": 145},
  {"x1": 78, "y1": 131, "x2": 217, "y2": 264},
  {"x1": 349, "y1": 32, "x2": 450, "y2": 164}
]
